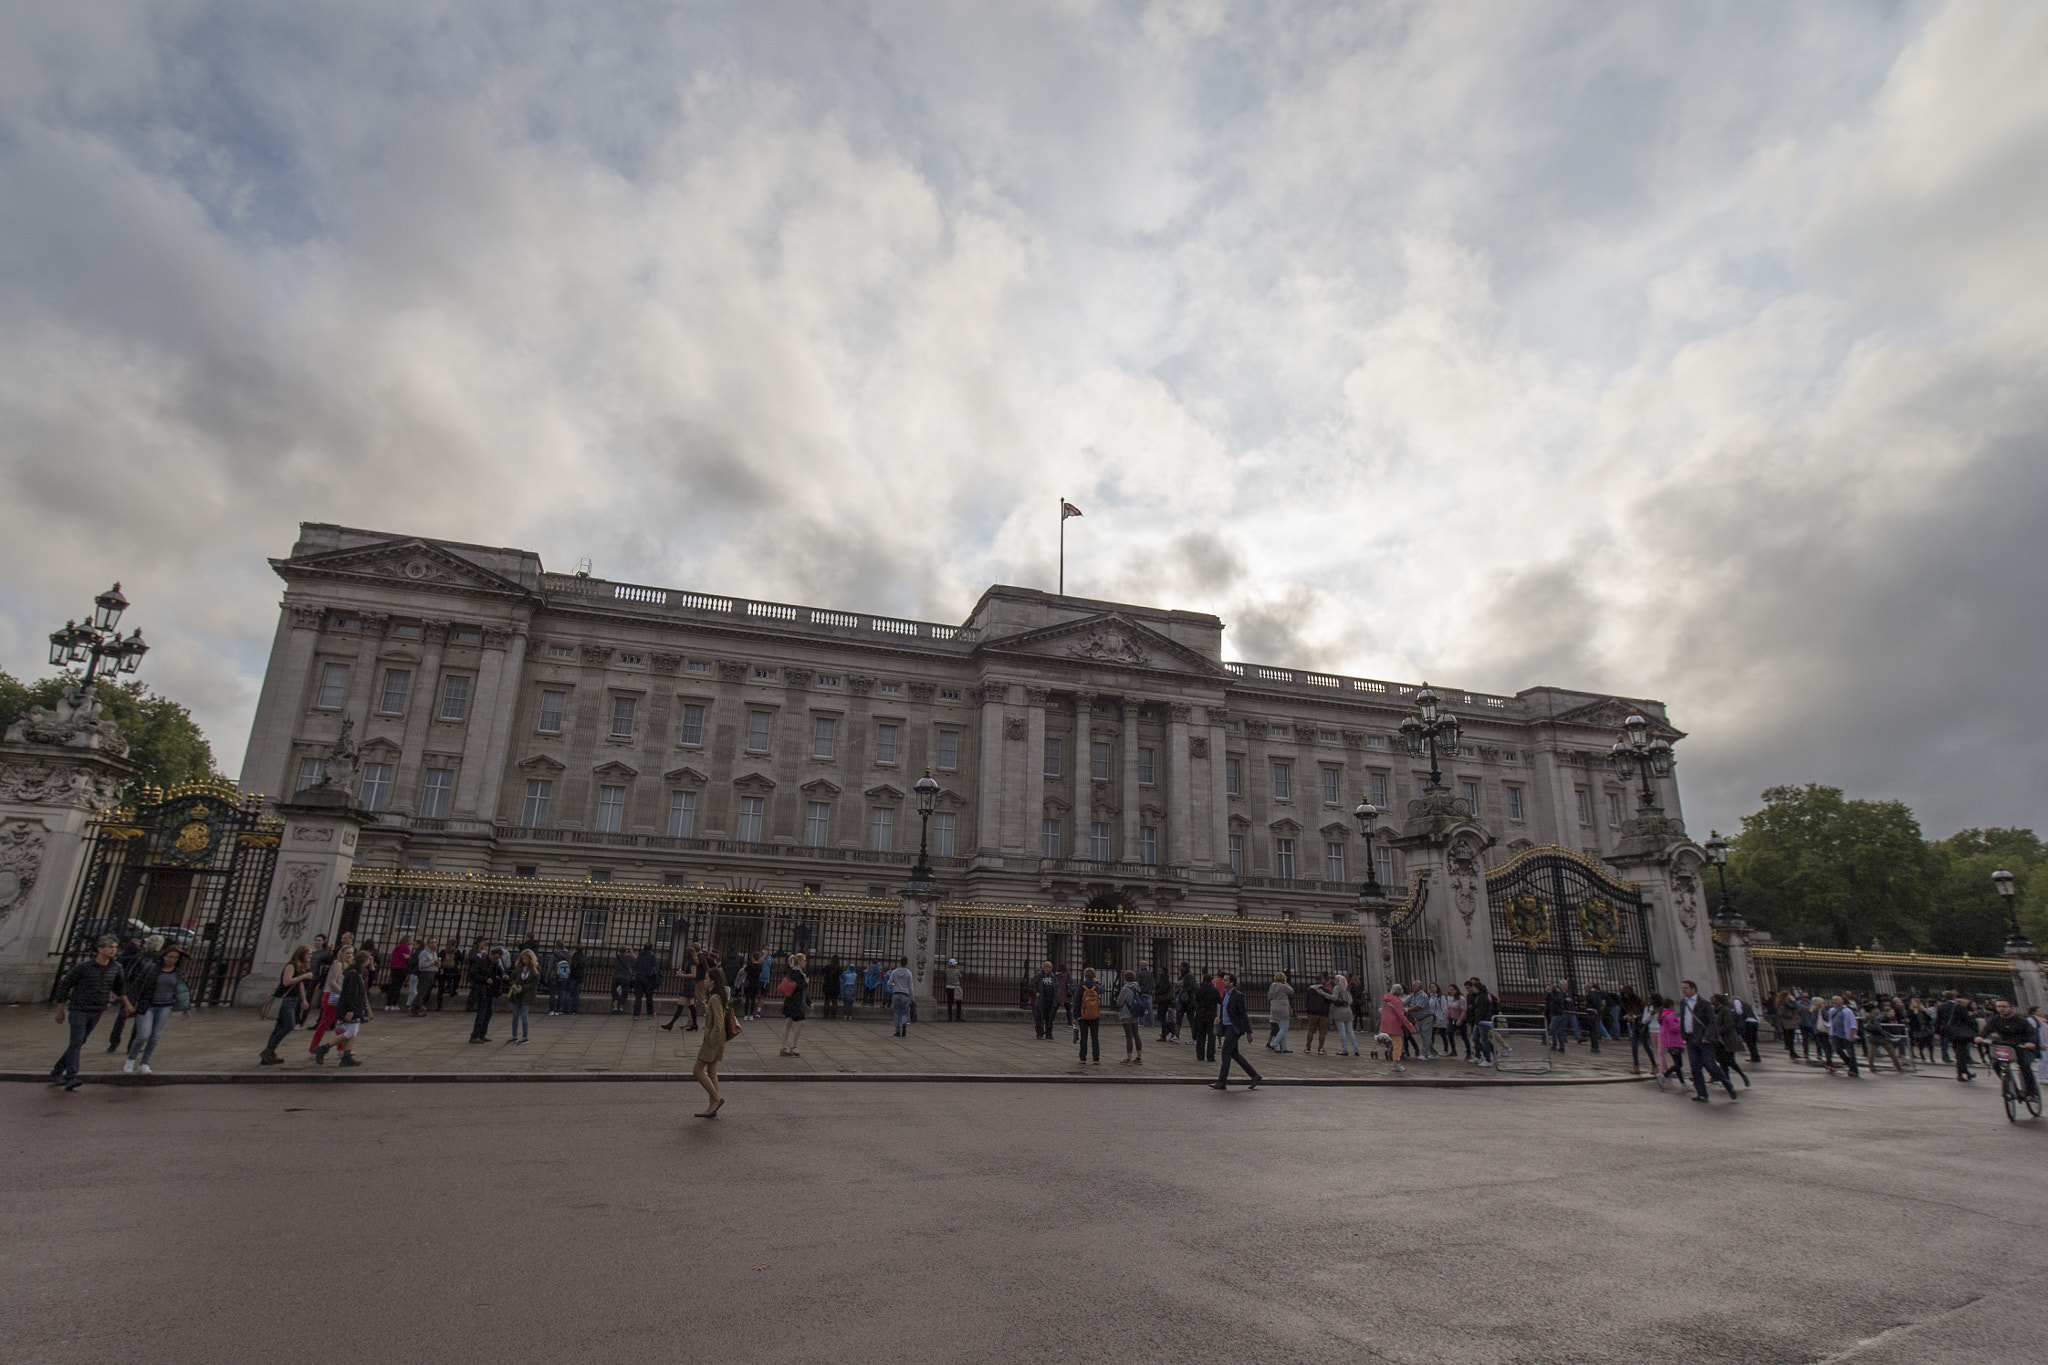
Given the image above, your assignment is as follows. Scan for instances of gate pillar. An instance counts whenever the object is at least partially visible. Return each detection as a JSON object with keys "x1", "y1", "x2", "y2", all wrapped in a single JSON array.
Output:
[
  {"x1": 901, "y1": 879, "x2": 938, "y2": 1009},
  {"x1": 0, "y1": 694, "x2": 135, "y2": 1003},
  {"x1": 246, "y1": 786, "x2": 369, "y2": 1003},
  {"x1": 2007, "y1": 944, "x2": 2047, "y2": 1013},
  {"x1": 1715, "y1": 915, "x2": 1762, "y2": 1007},
  {"x1": 1604, "y1": 804, "x2": 1715, "y2": 999},
  {"x1": 1387, "y1": 793, "x2": 1495, "y2": 993},
  {"x1": 1356, "y1": 891, "x2": 1394, "y2": 1007}
]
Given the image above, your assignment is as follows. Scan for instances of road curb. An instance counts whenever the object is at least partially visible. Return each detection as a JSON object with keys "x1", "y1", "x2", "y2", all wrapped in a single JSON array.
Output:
[{"x1": 2, "y1": 1068, "x2": 1649, "y2": 1089}]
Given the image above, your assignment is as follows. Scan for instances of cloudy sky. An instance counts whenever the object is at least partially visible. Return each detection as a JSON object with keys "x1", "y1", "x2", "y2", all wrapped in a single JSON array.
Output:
[{"x1": 2, "y1": 1, "x2": 2044, "y2": 840}]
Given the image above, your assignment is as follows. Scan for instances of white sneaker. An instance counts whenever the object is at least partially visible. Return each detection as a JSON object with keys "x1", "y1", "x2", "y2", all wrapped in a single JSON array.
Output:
[
  {"x1": 139, "y1": 1063, "x2": 152, "y2": 1075},
  {"x1": 122, "y1": 1059, "x2": 135, "y2": 1074}
]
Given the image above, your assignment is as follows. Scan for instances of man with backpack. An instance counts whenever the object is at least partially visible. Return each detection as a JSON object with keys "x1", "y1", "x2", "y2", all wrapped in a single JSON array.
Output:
[{"x1": 1074, "y1": 967, "x2": 1106, "y2": 1063}]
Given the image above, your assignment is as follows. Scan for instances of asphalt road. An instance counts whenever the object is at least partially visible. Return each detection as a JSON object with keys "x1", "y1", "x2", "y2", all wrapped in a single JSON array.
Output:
[{"x1": 6, "y1": 1064, "x2": 2045, "y2": 1365}]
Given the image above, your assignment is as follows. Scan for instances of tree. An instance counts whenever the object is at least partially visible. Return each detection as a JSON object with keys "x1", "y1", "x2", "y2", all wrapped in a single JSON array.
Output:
[
  {"x1": 1725, "y1": 784, "x2": 1935, "y2": 951},
  {"x1": 0, "y1": 670, "x2": 221, "y2": 800},
  {"x1": 1927, "y1": 828, "x2": 2046, "y2": 956}
]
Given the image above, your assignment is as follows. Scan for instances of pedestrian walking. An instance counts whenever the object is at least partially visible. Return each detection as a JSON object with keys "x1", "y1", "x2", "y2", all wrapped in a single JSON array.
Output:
[
  {"x1": 693, "y1": 967, "x2": 732, "y2": 1119},
  {"x1": 332, "y1": 950, "x2": 370, "y2": 1067},
  {"x1": 742, "y1": 950, "x2": 764, "y2": 1019},
  {"x1": 1300, "y1": 972, "x2": 1331, "y2": 1054},
  {"x1": 1679, "y1": 981, "x2": 1737, "y2": 1101},
  {"x1": 553, "y1": 944, "x2": 580, "y2": 1018},
  {"x1": 260, "y1": 945, "x2": 315, "y2": 1065},
  {"x1": 102, "y1": 933, "x2": 149, "y2": 1054},
  {"x1": 1029, "y1": 960, "x2": 1057, "y2": 1039},
  {"x1": 1657, "y1": 995, "x2": 1686, "y2": 1080},
  {"x1": 1465, "y1": 979, "x2": 1498, "y2": 1066},
  {"x1": 1446, "y1": 988, "x2": 1469, "y2": 1059},
  {"x1": 1266, "y1": 972, "x2": 1293, "y2": 1052},
  {"x1": 1628, "y1": 991, "x2": 1660, "y2": 1075},
  {"x1": 887, "y1": 957, "x2": 914, "y2": 1037},
  {"x1": 863, "y1": 957, "x2": 883, "y2": 1006},
  {"x1": 384, "y1": 936, "x2": 413, "y2": 1011},
  {"x1": 1192, "y1": 971, "x2": 1220, "y2": 1063},
  {"x1": 1710, "y1": 993, "x2": 1752, "y2": 1089},
  {"x1": 944, "y1": 958, "x2": 964, "y2": 1022},
  {"x1": 611, "y1": 947, "x2": 634, "y2": 1014},
  {"x1": 507, "y1": 950, "x2": 540, "y2": 1044},
  {"x1": 1075, "y1": 967, "x2": 1105, "y2": 1063},
  {"x1": 1328, "y1": 974, "x2": 1359, "y2": 1056},
  {"x1": 632, "y1": 944, "x2": 660, "y2": 1019},
  {"x1": 1115, "y1": 969, "x2": 1146, "y2": 1064},
  {"x1": 51, "y1": 935, "x2": 127, "y2": 1090},
  {"x1": 409, "y1": 938, "x2": 439, "y2": 1015},
  {"x1": 1210, "y1": 973, "x2": 1263, "y2": 1090},
  {"x1": 1823, "y1": 994, "x2": 1862, "y2": 1078},
  {"x1": 779, "y1": 952, "x2": 809, "y2": 1056},
  {"x1": 308, "y1": 931, "x2": 354, "y2": 1062},
  {"x1": 1378, "y1": 986, "x2": 1416, "y2": 1071},
  {"x1": 468, "y1": 939, "x2": 502, "y2": 1043},
  {"x1": 1428, "y1": 982, "x2": 1452, "y2": 1057},
  {"x1": 1544, "y1": 980, "x2": 1572, "y2": 1053},
  {"x1": 1936, "y1": 993, "x2": 1976, "y2": 1081},
  {"x1": 821, "y1": 954, "x2": 843, "y2": 1020},
  {"x1": 121, "y1": 943, "x2": 190, "y2": 1074},
  {"x1": 663, "y1": 950, "x2": 708, "y2": 1031}
]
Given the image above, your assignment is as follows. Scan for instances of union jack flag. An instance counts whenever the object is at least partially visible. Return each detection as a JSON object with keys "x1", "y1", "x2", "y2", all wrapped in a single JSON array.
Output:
[{"x1": 1060, "y1": 500, "x2": 1083, "y2": 520}]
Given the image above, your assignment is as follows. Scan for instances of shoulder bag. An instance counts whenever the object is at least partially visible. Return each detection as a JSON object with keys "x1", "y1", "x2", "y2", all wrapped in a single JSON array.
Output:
[{"x1": 724, "y1": 1002, "x2": 744, "y2": 1040}]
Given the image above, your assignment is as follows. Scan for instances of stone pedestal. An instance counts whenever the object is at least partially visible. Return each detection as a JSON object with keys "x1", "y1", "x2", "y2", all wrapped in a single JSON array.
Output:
[
  {"x1": 242, "y1": 788, "x2": 369, "y2": 1003},
  {"x1": 2007, "y1": 944, "x2": 2047, "y2": 1013},
  {"x1": 1716, "y1": 916, "x2": 1762, "y2": 1006},
  {"x1": 0, "y1": 693, "x2": 136, "y2": 1004},
  {"x1": 1604, "y1": 804, "x2": 1716, "y2": 998},
  {"x1": 1386, "y1": 793, "x2": 1495, "y2": 993},
  {"x1": 1356, "y1": 893, "x2": 1394, "y2": 1008},
  {"x1": 901, "y1": 879, "x2": 938, "y2": 1004}
]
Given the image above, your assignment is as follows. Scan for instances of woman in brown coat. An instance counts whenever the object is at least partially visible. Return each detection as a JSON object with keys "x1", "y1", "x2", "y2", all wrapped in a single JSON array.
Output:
[{"x1": 694, "y1": 967, "x2": 732, "y2": 1118}]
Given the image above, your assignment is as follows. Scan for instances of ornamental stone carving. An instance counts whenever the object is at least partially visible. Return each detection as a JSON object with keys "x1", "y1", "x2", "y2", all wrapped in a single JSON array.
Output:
[
  {"x1": 1025, "y1": 687, "x2": 1051, "y2": 708},
  {"x1": 1004, "y1": 717, "x2": 1027, "y2": 741},
  {"x1": 716, "y1": 660, "x2": 748, "y2": 682},
  {"x1": 1167, "y1": 702, "x2": 1193, "y2": 724},
  {"x1": 1446, "y1": 834, "x2": 1485, "y2": 933},
  {"x1": 1671, "y1": 866, "x2": 1702, "y2": 943},
  {"x1": 481, "y1": 627, "x2": 513, "y2": 650},
  {"x1": 782, "y1": 666, "x2": 813, "y2": 689},
  {"x1": 1189, "y1": 736, "x2": 1209, "y2": 759},
  {"x1": 360, "y1": 612, "x2": 392, "y2": 636},
  {"x1": 289, "y1": 604, "x2": 326, "y2": 631},
  {"x1": 0, "y1": 819, "x2": 47, "y2": 929},
  {"x1": 274, "y1": 862, "x2": 321, "y2": 942},
  {"x1": 846, "y1": 675, "x2": 876, "y2": 696},
  {"x1": 0, "y1": 756, "x2": 123, "y2": 810},
  {"x1": 422, "y1": 619, "x2": 452, "y2": 644},
  {"x1": 649, "y1": 653, "x2": 683, "y2": 674},
  {"x1": 4, "y1": 687, "x2": 129, "y2": 757},
  {"x1": 1066, "y1": 628, "x2": 1149, "y2": 667},
  {"x1": 908, "y1": 682, "x2": 937, "y2": 704},
  {"x1": 581, "y1": 646, "x2": 614, "y2": 666}
]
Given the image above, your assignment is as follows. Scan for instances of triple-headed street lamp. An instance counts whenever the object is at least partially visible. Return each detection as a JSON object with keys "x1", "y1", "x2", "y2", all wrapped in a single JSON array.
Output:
[
  {"x1": 1992, "y1": 869, "x2": 2034, "y2": 951},
  {"x1": 47, "y1": 583, "x2": 148, "y2": 692},
  {"x1": 1608, "y1": 711, "x2": 1673, "y2": 809},
  {"x1": 1398, "y1": 684, "x2": 1460, "y2": 792},
  {"x1": 1704, "y1": 830, "x2": 1740, "y2": 926},
  {"x1": 908, "y1": 767, "x2": 940, "y2": 888},
  {"x1": 1352, "y1": 799, "x2": 1384, "y2": 899}
]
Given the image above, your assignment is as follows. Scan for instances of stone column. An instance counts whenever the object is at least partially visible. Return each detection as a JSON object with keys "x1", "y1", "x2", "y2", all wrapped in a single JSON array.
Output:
[
  {"x1": 1119, "y1": 696, "x2": 1143, "y2": 864},
  {"x1": 1025, "y1": 687, "x2": 1049, "y2": 857},
  {"x1": 1716, "y1": 916, "x2": 1761, "y2": 1005},
  {"x1": 1208, "y1": 706, "x2": 1231, "y2": 872},
  {"x1": 1357, "y1": 894, "x2": 1394, "y2": 1008},
  {"x1": 1166, "y1": 702, "x2": 1192, "y2": 870},
  {"x1": 453, "y1": 628, "x2": 512, "y2": 819},
  {"x1": 0, "y1": 715, "x2": 135, "y2": 1004},
  {"x1": 471, "y1": 626, "x2": 530, "y2": 824},
  {"x1": 901, "y1": 881, "x2": 938, "y2": 1007},
  {"x1": 1386, "y1": 794, "x2": 1497, "y2": 994},
  {"x1": 242, "y1": 602, "x2": 326, "y2": 803},
  {"x1": 2007, "y1": 944, "x2": 2047, "y2": 1013},
  {"x1": 245, "y1": 787, "x2": 370, "y2": 1002},
  {"x1": 341, "y1": 613, "x2": 391, "y2": 737},
  {"x1": 974, "y1": 683, "x2": 1005, "y2": 855},
  {"x1": 1605, "y1": 805, "x2": 1717, "y2": 998},
  {"x1": 392, "y1": 619, "x2": 450, "y2": 811}
]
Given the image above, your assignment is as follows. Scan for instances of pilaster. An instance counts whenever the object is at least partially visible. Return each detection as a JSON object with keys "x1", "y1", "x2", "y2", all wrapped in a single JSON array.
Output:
[
  {"x1": 1119, "y1": 696, "x2": 1143, "y2": 864},
  {"x1": 1165, "y1": 702, "x2": 1192, "y2": 870}
]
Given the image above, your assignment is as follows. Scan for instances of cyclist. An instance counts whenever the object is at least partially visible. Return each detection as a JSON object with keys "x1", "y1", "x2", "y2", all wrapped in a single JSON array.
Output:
[{"x1": 1983, "y1": 1000, "x2": 2041, "y2": 1105}]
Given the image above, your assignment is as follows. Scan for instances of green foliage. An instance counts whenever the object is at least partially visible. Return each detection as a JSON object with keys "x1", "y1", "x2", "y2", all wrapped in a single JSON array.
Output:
[
  {"x1": 1722, "y1": 786, "x2": 2041, "y2": 955},
  {"x1": 0, "y1": 670, "x2": 221, "y2": 800}
]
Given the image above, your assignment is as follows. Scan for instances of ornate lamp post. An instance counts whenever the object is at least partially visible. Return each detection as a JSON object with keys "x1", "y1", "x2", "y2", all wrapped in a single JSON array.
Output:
[
  {"x1": 909, "y1": 768, "x2": 940, "y2": 888},
  {"x1": 1607, "y1": 711, "x2": 1673, "y2": 809},
  {"x1": 47, "y1": 582, "x2": 149, "y2": 692},
  {"x1": 1704, "y1": 831, "x2": 1740, "y2": 926},
  {"x1": 1353, "y1": 799, "x2": 1384, "y2": 899},
  {"x1": 1993, "y1": 869, "x2": 2034, "y2": 951},
  {"x1": 1398, "y1": 685, "x2": 1460, "y2": 792}
]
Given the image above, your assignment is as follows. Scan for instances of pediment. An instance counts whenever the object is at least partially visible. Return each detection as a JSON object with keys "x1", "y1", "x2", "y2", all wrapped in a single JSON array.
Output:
[
  {"x1": 733, "y1": 771, "x2": 777, "y2": 793},
  {"x1": 517, "y1": 753, "x2": 565, "y2": 773},
  {"x1": 1269, "y1": 817, "x2": 1302, "y2": 834},
  {"x1": 1553, "y1": 697, "x2": 1686, "y2": 740},
  {"x1": 275, "y1": 538, "x2": 531, "y2": 598},
  {"x1": 1043, "y1": 795, "x2": 1073, "y2": 814},
  {"x1": 800, "y1": 778, "x2": 843, "y2": 797},
  {"x1": 975, "y1": 612, "x2": 1229, "y2": 679},
  {"x1": 592, "y1": 759, "x2": 639, "y2": 779},
  {"x1": 934, "y1": 786, "x2": 966, "y2": 811},
  {"x1": 865, "y1": 783, "x2": 905, "y2": 802},
  {"x1": 663, "y1": 765, "x2": 708, "y2": 786},
  {"x1": 1318, "y1": 821, "x2": 1352, "y2": 839},
  {"x1": 360, "y1": 737, "x2": 402, "y2": 758}
]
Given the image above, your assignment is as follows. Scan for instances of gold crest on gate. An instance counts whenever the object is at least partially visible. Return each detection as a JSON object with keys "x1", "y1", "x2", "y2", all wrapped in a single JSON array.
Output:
[
  {"x1": 1506, "y1": 892, "x2": 1550, "y2": 946},
  {"x1": 1577, "y1": 898, "x2": 1622, "y2": 953}
]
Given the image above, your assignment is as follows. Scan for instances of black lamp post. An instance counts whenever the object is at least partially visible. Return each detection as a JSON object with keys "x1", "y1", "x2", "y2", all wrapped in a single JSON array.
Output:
[
  {"x1": 1992, "y1": 868, "x2": 2033, "y2": 951},
  {"x1": 1704, "y1": 831, "x2": 1739, "y2": 925},
  {"x1": 1608, "y1": 711, "x2": 1673, "y2": 809},
  {"x1": 1398, "y1": 684, "x2": 1460, "y2": 792},
  {"x1": 47, "y1": 583, "x2": 148, "y2": 693},
  {"x1": 1353, "y1": 799, "x2": 1384, "y2": 899},
  {"x1": 909, "y1": 768, "x2": 940, "y2": 887}
]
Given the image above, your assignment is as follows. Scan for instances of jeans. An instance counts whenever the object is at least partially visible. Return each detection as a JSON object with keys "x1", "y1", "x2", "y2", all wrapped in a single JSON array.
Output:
[
  {"x1": 632, "y1": 982, "x2": 656, "y2": 1018},
  {"x1": 1216, "y1": 1027, "x2": 1262, "y2": 1086},
  {"x1": 1034, "y1": 1001, "x2": 1055, "y2": 1038},
  {"x1": 1629, "y1": 1022, "x2": 1657, "y2": 1070},
  {"x1": 1687, "y1": 1040, "x2": 1736, "y2": 1097},
  {"x1": 510, "y1": 1002, "x2": 530, "y2": 1041},
  {"x1": 1078, "y1": 1018, "x2": 1100, "y2": 1061},
  {"x1": 1831, "y1": 1034, "x2": 1861, "y2": 1075},
  {"x1": 1547, "y1": 1016, "x2": 1570, "y2": 1051},
  {"x1": 1472, "y1": 1021, "x2": 1495, "y2": 1063},
  {"x1": 126, "y1": 1004, "x2": 173, "y2": 1065},
  {"x1": 472, "y1": 993, "x2": 494, "y2": 1040},
  {"x1": 264, "y1": 996, "x2": 300, "y2": 1054},
  {"x1": 891, "y1": 993, "x2": 911, "y2": 1034},
  {"x1": 52, "y1": 1008, "x2": 103, "y2": 1081},
  {"x1": 1121, "y1": 1020, "x2": 1143, "y2": 1056},
  {"x1": 945, "y1": 991, "x2": 963, "y2": 1022},
  {"x1": 1334, "y1": 1019, "x2": 1359, "y2": 1054},
  {"x1": 1193, "y1": 1016, "x2": 1217, "y2": 1062},
  {"x1": 564, "y1": 982, "x2": 581, "y2": 1014},
  {"x1": 1269, "y1": 1018, "x2": 1290, "y2": 1051}
]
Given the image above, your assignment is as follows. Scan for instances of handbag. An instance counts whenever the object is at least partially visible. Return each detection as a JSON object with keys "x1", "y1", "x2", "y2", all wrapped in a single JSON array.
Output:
[
  {"x1": 260, "y1": 995, "x2": 282, "y2": 1022},
  {"x1": 775, "y1": 977, "x2": 797, "y2": 998},
  {"x1": 724, "y1": 1004, "x2": 743, "y2": 1040}
]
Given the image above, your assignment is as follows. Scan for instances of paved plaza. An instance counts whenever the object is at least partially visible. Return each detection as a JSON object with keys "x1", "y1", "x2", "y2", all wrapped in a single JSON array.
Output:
[
  {"x1": 0, "y1": 1003, "x2": 1641, "y2": 1084},
  {"x1": 7, "y1": 1046, "x2": 2044, "y2": 1365}
]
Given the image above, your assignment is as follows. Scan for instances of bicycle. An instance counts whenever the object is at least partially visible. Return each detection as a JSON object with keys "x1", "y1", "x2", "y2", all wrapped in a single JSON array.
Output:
[{"x1": 1990, "y1": 1044, "x2": 2043, "y2": 1123}]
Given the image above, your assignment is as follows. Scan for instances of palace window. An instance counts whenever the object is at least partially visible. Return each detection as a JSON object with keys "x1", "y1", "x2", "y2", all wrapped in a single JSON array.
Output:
[
  {"x1": 1607, "y1": 792, "x2": 1624, "y2": 827},
  {"x1": 933, "y1": 811, "x2": 956, "y2": 857},
  {"x1": 439, "y1": 674, "x2": 471, "y2": 721},
  {"x1": 1322, "y1": 767, "x2": 1342, "y2": 805},
  {"x1": 876, "y1": 723, "x2": 899, "y2": 764},
  {"x1": 1367, "y1": 735, "x2": 1387, "y2": 749},
  {"x1": 804, "y1": 801, "x2": 831, "y2": 847},
  {"x1": 736, "y1": 795, "x2": 765, "y2": 843},
  {"x1": 1575, "y1": 788, "x2": 1592, "y2": 826},
  {"x1": 678, "y1": 704, "x2": 705, "y2": 746},
  {"x1": 420, "y1": 768, "x2": 454, "y2": 818},
  {"x1": 1326, "y1": 842, "x2": 1346, "y2": 882},
  {"x1": 936, "y1": 729, "x2": 960, "y2": 770},
  {"x1": 1274, "y1": 837, "x2": 1296, "y2": 879},
  {"x1": 315, "y1": 663, "x2": 349, "y2": 709},
  {"x1": 296, "y1": 758, "x2": 325, "y2": 791},
  {"x1": 1228, "y1": 833, "x2": 1244, "y2": 875},
  {"x1": 813, "y1": 716, "x2": 837, "y2": 759},
  {"x1": 548, "y1": 644, "x2": 574, "y2": 659},
  {"x1": 1225, "y1": 757, "x2": 1241, "y2": 796},
  {"x1": 1462, "y1": 780, "x2": 1479, "y2": 811},
  {"x1": 596, "y1": 784, "x2": 626, "y2": 833},
  {"x1": 667, "y1": 790, "x2": 696, "y2": 838},
  {"x1": 1507, "y1": 786, "x2": 1525, "y2": 822},
  {"x1": 609, "y1": 696, "x2": 637, "y2": 739},
  {"x1": 1376, "y1": 846, "x2": 1393, "y2": 887},
  {"x1": 537, "y1": 691, "x2": 565, "y2": 734},
  {"x1": 1370, "y1": 772, "x2": 1388, "y2": 807},
  {"x1": 1137, "y1": 747, "x2": 1156, "y2": 785},
  {"x1": 879, "y1": 681, "x2": 902, "y2": 695},
  {"x1": 1043, "y1": 736, "x2": 1062, "y2": 778},
  {"x1": 1091, "y1": 742, "x2": 1112, "y2": 781},
  {"x1": 1138, "y1": 826, "x2": 1158, "y2": 866},
  {"x1": 1271, "y1": 761, "x2": 1292, "y2": 801},
  {"x1": 377, "y1": 670, "x2": 410, "y2": 715},
  {"x1": 747, "y1": 711, "x2": 772, "y2": 753},
  {"x1": 359, "y1": 763, "x2": 393, "y2": 812},
  {"x1": 1090, "y1": 821, "x2": 1112, "y2": 861},
  {"x1": 869, "y1": 806, "x2": 894, "y2": 852},
  {"x1": 1042, "y1": 818, "x2": 1062, "y2": 859},
  {"x1": 522, "y1": 779, "x2": 552, "y2": 826}
]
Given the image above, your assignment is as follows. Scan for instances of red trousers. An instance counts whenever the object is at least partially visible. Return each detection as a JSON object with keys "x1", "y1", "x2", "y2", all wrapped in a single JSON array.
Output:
[{"x1": 307, "y1": 997, "x2": 338, "y2": 1050}]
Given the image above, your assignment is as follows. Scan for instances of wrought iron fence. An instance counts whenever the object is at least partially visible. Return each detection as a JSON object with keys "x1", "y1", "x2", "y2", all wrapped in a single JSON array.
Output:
[{"x1": 1750, "y1": 945, "x2": 2019, "y2": 1002}]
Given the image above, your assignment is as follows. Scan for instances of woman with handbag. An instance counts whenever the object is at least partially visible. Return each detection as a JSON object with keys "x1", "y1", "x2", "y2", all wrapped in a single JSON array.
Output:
[
  {"x1": 122, "y1": 944, "x2": 191, "y2": 1075},
  {"x1": 507, "y1": 950, "x2": 540, "y2": 1044},
  {"x1": 260, "y1": 945, "x2": 315, "y2": 1065},
  {"x1": 695, "y1": 967, "x2": 735, "y2": 1117},
  {"x1": 778, "y1": 952, "x2": 809, "y2": 1056}
]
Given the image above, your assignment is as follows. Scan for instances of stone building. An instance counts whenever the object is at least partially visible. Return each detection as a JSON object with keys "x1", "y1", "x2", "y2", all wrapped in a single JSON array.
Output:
[{"x1": 240, "y1": 523, "x2": 1690, "y2": 926}]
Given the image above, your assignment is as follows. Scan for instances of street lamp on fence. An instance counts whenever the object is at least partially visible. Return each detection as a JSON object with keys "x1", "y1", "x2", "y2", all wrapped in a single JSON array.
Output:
[
  {"x1": 908, "y1": 768, "x2": 940, "y2": 888},
  {"x1": 1353, "y1": 800, "x2": 1384, "y2": 900},
  {"x1": 47, "y1": 583, "x2": 148, "y2": 693},
  {"x1": 1607, "y1": 711, "x2": 1672, "y2": 809},
  {"x1": 1398, "y1": 685, "x2": 1460, "y2": 792},
  {"x1": 1992, "y1": 869, "x2": 2034, "y2": 951},
  {"x1": 1705, "y1": 831, "x2": 1740, "y2": 927}
]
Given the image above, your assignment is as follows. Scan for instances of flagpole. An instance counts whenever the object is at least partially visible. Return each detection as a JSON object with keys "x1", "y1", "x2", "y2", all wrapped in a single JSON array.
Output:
[{"x1": 1059, "y1": 496, "x2": 1065, "y2": 595}]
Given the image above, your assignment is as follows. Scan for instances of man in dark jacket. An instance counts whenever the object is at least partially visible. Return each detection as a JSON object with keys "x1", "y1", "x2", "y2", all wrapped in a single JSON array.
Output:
[
  {"x1": 1935, "y1": 994, "x2": 1978, "y2": 1081},
  {"x1": 632, "y1": 945, "x2": 661, "y2": 1019},
  {"x1": 1983, "y1": 1000, "x2": 2039, "y2": 1103},
  {"x1": 611, "y1": 948, "x2": 635, "y2": 1014},
  {"x1": 1679, "y1": 980, "x2": 1736, "y2": 1102},
  {"x1": 468, "y1": 940, "x2": 502, "y2": 1042},
  {"x1": 565, "y1": 947, "x2": 585, "y2": 1014},
  {"x1": 103, "y1": 933, "x2": 146, "y2": 1052},
  {"x1": 1192, "y1": 972, "x2": 1222, "y2": 1064},
  {"x1": 1210, "y1": 973, "x2": 1263, "y2": 1091},
  {"x1": 1031, "y1": 961, "x2": 1057, "y2": 1039},
  {"x1": 51, "y1": 936, "x2": 127, "y2": 1090}
]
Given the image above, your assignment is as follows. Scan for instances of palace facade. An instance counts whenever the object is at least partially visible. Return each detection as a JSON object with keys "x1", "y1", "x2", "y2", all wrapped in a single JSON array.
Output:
[{"x1": 240, "y1": 524, "x2": 1689, "y2": 920}]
